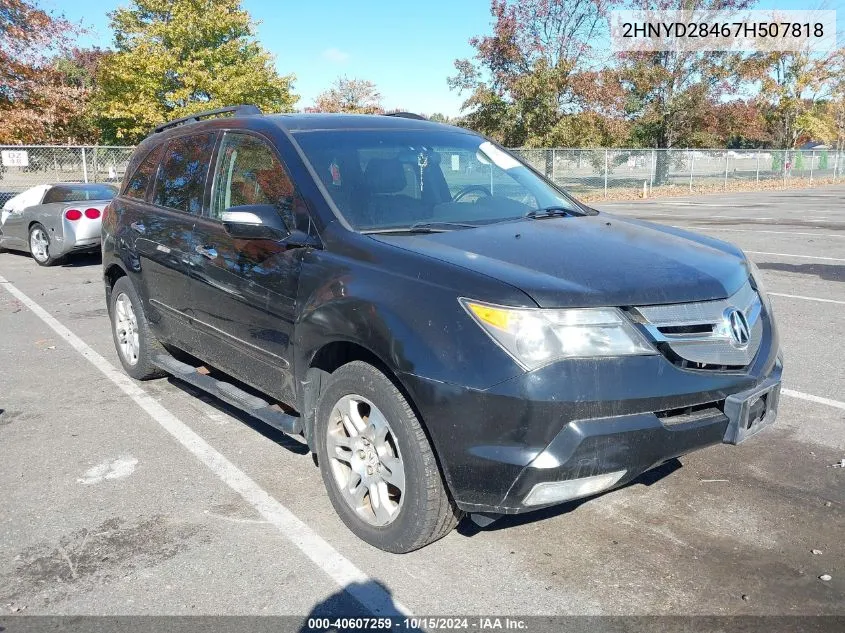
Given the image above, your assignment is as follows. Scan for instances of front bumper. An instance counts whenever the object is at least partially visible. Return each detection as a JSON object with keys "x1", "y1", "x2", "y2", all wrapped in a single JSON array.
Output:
[
  {"x1": 400, "y1": 313, "x2": 781, "y2": 515},
  {"x1": 500, "y1": 364, "x2": 781, "y2": 512}
]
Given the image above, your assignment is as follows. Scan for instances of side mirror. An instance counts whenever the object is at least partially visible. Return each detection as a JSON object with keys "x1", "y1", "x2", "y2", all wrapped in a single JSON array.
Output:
[
  {"x1": 221, "y1": 204, "x2": 289, "y2": 240},
  {"x1": 284, "y1": 228, "x2": 321, "y2": 249}
]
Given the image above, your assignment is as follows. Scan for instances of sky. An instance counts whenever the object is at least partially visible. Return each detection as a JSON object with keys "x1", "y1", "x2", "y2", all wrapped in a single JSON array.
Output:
[
  {"x1": 46, "y1": 0, "x2": 842, "y2": 118},
  {"x1": 48, "y1": 0, "x2": 489, "y2": 116}
]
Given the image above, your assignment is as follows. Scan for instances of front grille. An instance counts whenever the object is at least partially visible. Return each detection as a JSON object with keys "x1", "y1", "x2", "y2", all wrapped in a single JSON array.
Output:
[{"x1": 632, "y1": 281, "x2": 763, "y2": 370}]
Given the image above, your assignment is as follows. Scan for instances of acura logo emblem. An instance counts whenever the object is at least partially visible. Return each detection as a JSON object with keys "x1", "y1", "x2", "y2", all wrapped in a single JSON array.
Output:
[{"x1": 725, "y1": 308, "x2": 750, "y2": 347}]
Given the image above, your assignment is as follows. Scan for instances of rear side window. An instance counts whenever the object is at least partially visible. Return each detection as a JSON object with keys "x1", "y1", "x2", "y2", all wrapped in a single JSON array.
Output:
[
  {"x1": 152, "y1": 133, "x2": 216, "y2": 214},
  {"x1": 123, "y1": 145, "x2": 165, "y2": 200},
  {"x1": 43, "y1": 184, "x2": 118, "y2": 203}
]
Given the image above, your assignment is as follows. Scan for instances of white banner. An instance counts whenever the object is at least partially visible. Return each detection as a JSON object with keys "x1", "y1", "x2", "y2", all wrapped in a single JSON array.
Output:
[{"x1": 1, "y1": 150, "x2": 29, "y2": 167}]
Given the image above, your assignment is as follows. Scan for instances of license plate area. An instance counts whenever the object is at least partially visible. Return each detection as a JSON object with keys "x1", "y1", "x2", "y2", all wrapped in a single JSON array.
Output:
[{"x1": 723, "y1": 381, "x2": 781, "y2": 445}]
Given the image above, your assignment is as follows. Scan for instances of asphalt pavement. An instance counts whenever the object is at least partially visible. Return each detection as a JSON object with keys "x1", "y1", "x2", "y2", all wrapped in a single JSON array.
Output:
[{"x1": 0, "y1": 186, "x2": 843, "y2": 618}]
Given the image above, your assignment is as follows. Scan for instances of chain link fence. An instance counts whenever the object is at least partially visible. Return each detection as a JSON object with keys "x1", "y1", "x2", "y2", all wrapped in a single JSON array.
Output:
[
  {"x1": 0, "y1": 146, "x2": 134, "y2": 205},
  {"x1": 510, "y1": 148, "x2": 845, "y2": 200},
  {"x1": 2, "y1": 145, "x2": 842, "y2": 206}
]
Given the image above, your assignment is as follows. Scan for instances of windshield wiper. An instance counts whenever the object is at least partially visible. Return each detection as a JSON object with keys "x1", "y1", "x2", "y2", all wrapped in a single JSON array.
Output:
[
  {"x1": 523, "y1": 206, "x2": 581, "y2": 219},
  {"x1": 408, "y1": 221, "x2": 477, "y2": 231},
  {"x1": 363, "y1": 221, "x2": 477, "y2": 234}
]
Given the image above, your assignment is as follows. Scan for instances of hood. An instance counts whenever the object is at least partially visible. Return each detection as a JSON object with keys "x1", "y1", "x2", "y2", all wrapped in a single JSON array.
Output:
[{"x1": 370, "y1": 214, "x2": 748, "y2": 308}]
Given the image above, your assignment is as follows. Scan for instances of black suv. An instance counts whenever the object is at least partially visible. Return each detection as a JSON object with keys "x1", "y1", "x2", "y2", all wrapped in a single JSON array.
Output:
[{"x1": 103, "y1": 106, "x2": 782, "y2": 552}]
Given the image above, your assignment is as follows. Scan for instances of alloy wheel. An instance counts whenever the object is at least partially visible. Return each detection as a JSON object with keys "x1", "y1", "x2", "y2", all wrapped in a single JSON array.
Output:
[
  {"x1": 30, "y1": 227, "x2": 50, "y2": 263},
  {"x1": 114, "y1": 293, "x2": 140, "y2": 366},
  {"x1": 326, "y1": 394, "x2": 406, "y2": 526}
]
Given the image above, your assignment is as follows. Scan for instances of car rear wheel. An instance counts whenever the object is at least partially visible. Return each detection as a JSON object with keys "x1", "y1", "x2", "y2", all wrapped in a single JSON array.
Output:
[
  {"x1": 315, "y1": 361, "x2": 461, "y2": 553},
  {"x1": 109, "y1": 276, "x2": 166, "y2": 380},
  {"x1": 29, "y1": 223, "x2": 60, "y2": 267}
]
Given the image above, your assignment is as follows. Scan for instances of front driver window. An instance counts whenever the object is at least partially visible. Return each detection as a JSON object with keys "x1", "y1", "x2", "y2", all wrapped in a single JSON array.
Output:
[{"x1": 210, "y1": 133, "x2": 311, "y2": 234}]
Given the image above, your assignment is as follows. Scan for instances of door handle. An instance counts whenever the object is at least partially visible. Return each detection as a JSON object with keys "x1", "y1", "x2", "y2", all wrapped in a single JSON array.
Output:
[
  {"x1": 195, "y1": 244, "x2": 218, "y2": 259},
  {"x1": 130, "y1": 221, "x2": 146, "y2": 234}
]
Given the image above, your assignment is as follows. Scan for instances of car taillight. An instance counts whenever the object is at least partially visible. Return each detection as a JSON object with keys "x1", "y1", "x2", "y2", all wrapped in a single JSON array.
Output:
[
  {"x1": 84, "y1": 208, "x2": 101, "y2": 219},
  {"x1": 65, "y1": 209, "x2": 82, "y2": 221}
]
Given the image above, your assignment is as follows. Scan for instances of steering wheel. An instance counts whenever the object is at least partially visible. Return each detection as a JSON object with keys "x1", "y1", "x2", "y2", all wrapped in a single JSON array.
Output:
[{"x1": 452, "y1": 185, "x2": 492, "y2": 203}]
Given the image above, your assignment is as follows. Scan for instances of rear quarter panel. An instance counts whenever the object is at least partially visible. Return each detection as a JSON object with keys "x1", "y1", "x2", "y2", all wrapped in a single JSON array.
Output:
[{"x1": 24, "y1": 203, "x2": 66, "y2": 244}]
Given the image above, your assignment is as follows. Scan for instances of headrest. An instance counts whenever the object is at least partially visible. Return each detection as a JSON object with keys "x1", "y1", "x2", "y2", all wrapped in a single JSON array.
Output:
[{"x1": 364, "y1": 158, "x2": 407, "y2": 194}]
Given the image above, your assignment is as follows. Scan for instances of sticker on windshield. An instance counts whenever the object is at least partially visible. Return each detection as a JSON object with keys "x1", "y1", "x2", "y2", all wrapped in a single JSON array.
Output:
[
  {"x1": 329, "y1": 160, "x2": 342, "y2": 187},
  {"x1": 478, "y1": 142, "x2": 521, "y2": 171}
]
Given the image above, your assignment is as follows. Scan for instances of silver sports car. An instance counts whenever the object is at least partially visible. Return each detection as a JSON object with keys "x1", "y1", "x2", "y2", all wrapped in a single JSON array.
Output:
[{"x1": 0, "y1": 182, "x2": 117, "y2": 266}]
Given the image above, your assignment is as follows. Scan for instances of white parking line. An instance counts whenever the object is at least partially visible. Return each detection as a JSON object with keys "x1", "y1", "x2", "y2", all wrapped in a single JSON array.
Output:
[
  {"x1": 0, "y1": 274, "x2": 410, "y2": 618},
  {"x1": 632, "y1": 212, "x2": 775, "y2": 220},
  {"x1": 630, "y1": 212, "x2": 841, "y2": 223},
  {"x1": 770, "y1": 293, "x2": 845, "y2": 305},
  {"x1": 745, "y1": 251, "x2": 845, "y2": 262},
  {"x1": 683, "y1": 227, "x2": 845, "y2": 239},
  {"x1": 782, "y1": 389, "x2": 845, "y2": 411}
]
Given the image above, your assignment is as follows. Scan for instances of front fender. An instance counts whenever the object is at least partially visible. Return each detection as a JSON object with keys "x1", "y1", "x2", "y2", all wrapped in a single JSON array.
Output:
[{"x1": 292, "y1": 249, "x2": 529, "y2": 394}]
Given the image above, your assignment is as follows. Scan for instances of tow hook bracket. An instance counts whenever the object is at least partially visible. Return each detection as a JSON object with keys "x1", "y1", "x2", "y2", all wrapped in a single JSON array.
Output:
[{"x1": 469, "y1": 512, "x2": 501, "y2": 528}]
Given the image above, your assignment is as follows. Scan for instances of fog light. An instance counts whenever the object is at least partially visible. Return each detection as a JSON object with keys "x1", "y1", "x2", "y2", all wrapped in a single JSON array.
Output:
[{"x1": 523, "y1": 470, "x2": 627, "y2": 506}]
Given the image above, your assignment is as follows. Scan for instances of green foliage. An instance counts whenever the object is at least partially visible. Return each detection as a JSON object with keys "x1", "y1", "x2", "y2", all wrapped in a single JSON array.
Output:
[
  {"x1": 428, "y1": 113, "x2": 454, "y2": 124},
  {"x1": 0, "y1": 0, "x2": 100, "y2": 143},
  {"x1": 449, "y1": 0, "x2": 618, "y2": 147},
  {"x1": 94, "y1": 0, "x2": 297, "y2": 143},
  {"x1": 753, "y1": 50, "x2": 831, "y2": 149}
]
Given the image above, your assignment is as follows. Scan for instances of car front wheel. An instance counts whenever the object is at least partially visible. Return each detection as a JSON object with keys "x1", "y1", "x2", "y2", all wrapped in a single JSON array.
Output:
[{"x1": 315, "y1": 361, "x2": 461, "y2": 553}]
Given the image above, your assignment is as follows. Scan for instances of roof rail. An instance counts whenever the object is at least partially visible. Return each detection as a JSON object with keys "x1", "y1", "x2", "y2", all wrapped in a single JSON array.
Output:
[
  {"x1": 152, "y1": 105, "x2": 262, "y2": 134},
  {"x1": 383, "y1": 111, "x2": 427, "y2": 120}
]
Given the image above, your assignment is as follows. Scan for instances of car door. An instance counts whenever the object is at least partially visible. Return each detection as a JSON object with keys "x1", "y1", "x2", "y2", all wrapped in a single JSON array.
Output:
[
  {"x1": 188, "y1": 131, "x2": 318, "y2": 403},
  {"x1": 133, "y1": 133, "x2": 216, "y2": 342}
]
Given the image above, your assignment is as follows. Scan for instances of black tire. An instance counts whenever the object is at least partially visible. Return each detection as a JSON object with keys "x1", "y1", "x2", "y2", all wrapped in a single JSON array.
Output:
[
  {"x1": 28, "y1": 223, "x2": 62, "y2": 267},
  {"x1": 315, "y1": 361, "x2": 461, "y2": 553},
  {"x1": 109, "y1": 276, "x2": 166, "y2": 380}
]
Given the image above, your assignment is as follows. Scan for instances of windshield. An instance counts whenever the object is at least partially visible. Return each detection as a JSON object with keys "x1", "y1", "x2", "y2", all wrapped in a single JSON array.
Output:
[
  {"x1": 293, "y1": 129, "x2": 582, "y2": 231},
  {"x1": 43, "y1": 184, "x2": 118, "y2": 204}
]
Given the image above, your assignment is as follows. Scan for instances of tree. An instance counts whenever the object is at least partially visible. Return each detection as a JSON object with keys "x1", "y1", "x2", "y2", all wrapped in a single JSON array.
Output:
[
  {"x1": 708, "y1": 100, "x2": 770, "y2": 148},
  {"x1": 751, "y1": 48, "x2": 833, "y2": 150},
  {"x1": 449, "y1": 0, "x2": 618, "y2": 149},
  {"x1": 428, "y1": 113, "x2": 453, "y2": 124},
  {"x1": 826, "y1": 49, "x2": 845, "y2": 154},
  {"x1": 310, "y1": 77, "x2": 383, "y2": 114},
  {"x1": 49, "y1": 47, "x2": 110, "y2": 143},
  {"x1": 94, "y1": 0, "x2": 298, "y2": 143},
  {"x1": 0, "y1": 0, "x2": 97, "y2": 143},
  {"x1": 617, "y1": 0, "x2": 756, "y2": 184}
]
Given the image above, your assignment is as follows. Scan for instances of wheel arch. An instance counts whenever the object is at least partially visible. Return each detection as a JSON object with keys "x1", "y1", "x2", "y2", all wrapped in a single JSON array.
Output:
[
  {"x1": 27, "y1": 219, "x2": 48, "y2": 239},
  {"x1": 302, "y1": 341, "x2": 437, "y2": 453},
  {"x1": 303, "y1": 338, "x2": 459, "y2": 508},
  {"x1": 302, "y1": 340, "x2": 399, "y2": 446},
  {"x1": 104, "y1": 261, "x2": 127, "y2": 288},
  {"x1": 103, "y1": 262, "x2": 128, "y2": 312}
]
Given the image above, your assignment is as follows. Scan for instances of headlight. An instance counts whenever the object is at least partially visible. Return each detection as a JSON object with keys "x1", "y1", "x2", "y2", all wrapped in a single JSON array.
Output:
[{"x1": 460, "y1": 299, "x2": 656, "y2": 370}]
